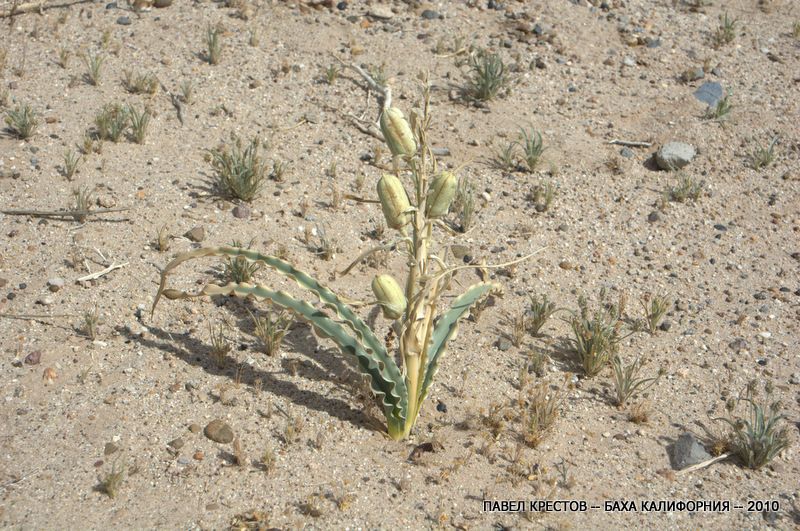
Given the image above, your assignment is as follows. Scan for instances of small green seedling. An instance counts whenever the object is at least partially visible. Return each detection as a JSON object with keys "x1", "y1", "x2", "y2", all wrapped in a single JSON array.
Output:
[
  {"x1": 640, "y1": 293, "x2": 669, "y2": 334},
  {"x1": 704, "y1": 92, "x2": 732, "y2": 120},
  {"x1": 205, "y1": 25, "x2": 223, "y2": 65},
  {"x1": 94, "y1": 104, "x2": 128, "y2": 142},
  {"x1": 84, "y1": 52, "x2": 104, "y2": 85},
  {"x1": 126, "y1": 105, "x2": 150, "y2": 144},
  {"x1": 152, "y1": 82, "x2": 530, "y2": 440},
  {"x1": 667, "y1": 175, "x2": 704, "y2": 203},
  {"x1": 610, "y1": 355, "x2": 664, "y2": 407},
  {"x1": 527, "y1": 293, "x2": 558, "y2": 336},
  {"x1": 4, "y1": 104, "x2": 38, "y2": 139},
  {"x1": 63, "y1": 149, "x2": 81, "y2": 180},
  {"x1": 712, "y1": 12, "x2": 737, "y2": 48},
  {"x1": 748, "y1": 137, "x2": 777, "y2": 170},
  {"x1": 517, "y1": 127, "x2": 545, "y2": 172}
]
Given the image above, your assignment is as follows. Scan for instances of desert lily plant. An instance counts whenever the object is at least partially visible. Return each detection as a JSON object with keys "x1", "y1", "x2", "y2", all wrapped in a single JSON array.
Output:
[{"x1": 152, "y1": 83, "x2": 531, "y2": 440}]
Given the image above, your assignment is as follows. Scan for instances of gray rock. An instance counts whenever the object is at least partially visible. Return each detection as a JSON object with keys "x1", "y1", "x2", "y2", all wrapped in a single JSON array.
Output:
[
  {"x1": 647, "y1": 211, "x2": 661, "y2": 223},
  {"x1": 420, "y1": 9, "x2": 439, "y2": 20},
  {"x1": 496, "y1": 338, "x2": 512, "y2": 351},
  {"x1": 693, "y1": 81, "x2": 723, "y2": 107},
  {"x1": 168, "y1": 437, "x2": 184, "y2": 450},
  {"x1": 655, "y1": 142, "x2": 696, "y2": 171},
  {"x1": 184, "y1": 226, "x2": 205, "y2": 242},
  {"x1": 672, "y1": 433, "x2": 711, "y2": 470},
  {"x1": 620, "y1": 147, "x2": 634, "y2": 158},
  {"x1": 368, "y1": 6, "x2": 393, "y2": 19},
  {"x1": 204, "y1": 419, "x2": 234, "y2": 444},
  {"x1": 116, "y1": 16, "x2": 131, "y2": 25},
  {"x1": 232, "y1": 205, "x2": 250, "y2": 219}
]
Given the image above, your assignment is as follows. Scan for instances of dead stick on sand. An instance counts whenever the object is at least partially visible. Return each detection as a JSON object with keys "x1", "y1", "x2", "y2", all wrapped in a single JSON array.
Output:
[
  {"x1": 608, "y1": 139, "x2": 653, "y2": 148},
  {"x1": 76, "y1": 262, "x2": 129, "y2": 282},
  {"x1": 1, "y1": 0, "x2": 93, "y2": 19},
  {"x1": 676, "y1": 453, "x2": 731, "y2": 475}
]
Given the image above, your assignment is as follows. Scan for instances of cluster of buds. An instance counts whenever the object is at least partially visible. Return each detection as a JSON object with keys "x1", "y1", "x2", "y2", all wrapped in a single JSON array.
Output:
[{"x1": 371, "y1": 106, "x2": 460, "y2": 321}]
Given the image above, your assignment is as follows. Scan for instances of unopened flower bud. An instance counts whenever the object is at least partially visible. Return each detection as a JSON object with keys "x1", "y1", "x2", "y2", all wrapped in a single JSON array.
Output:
[
  {"x1": 425, "y1": 172, "x2": 457, "y2": 218},
  {"x1": 372, "y1": 274, "x2": 406, "y2": 320},
  {"x1": 377, "y1": 174, "x2": 411, "y2": 230},
  {"x1": 379, "y1": 107, "x2": 416, "y2": 157}
]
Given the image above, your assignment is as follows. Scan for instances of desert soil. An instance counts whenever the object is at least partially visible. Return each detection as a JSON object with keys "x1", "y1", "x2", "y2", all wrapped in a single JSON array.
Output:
[{"x1": 1, "y1": 0, "x2": 799, "y2": 529}]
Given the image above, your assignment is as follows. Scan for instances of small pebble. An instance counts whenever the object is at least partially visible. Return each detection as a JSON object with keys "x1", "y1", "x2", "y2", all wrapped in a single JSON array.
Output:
[
  {"x1": 647, "y1": 211, "x2": 661, "y2": 223},
  {"x1": 168, "y1": 437, "x2": 185, "y2": 450},
  {"x1": 436, "y1": 401, "x2": 448, "y2": 413},
  {"x1": 184, "y1": 226, "x2": 205, "y2": 242},
  {"x1": 24, "y1": 351, "x2": 41, "y2": 365},
  {"x1": 420, "y1": 9, "x2": 439, "y2": 20},
  {"x1": 116, "y1": 15, "x2": 131, "y2": 25},
  {"x1": 47, "y1": 278, "x2": 65, "y2": 292},
  {"x1": 104, "y1": 442, "x2": 119, "y2": 455},
  {"x1": 193, "y1": 451, "x2": 204, "y2": 461},
  {"x1": 232, "y1": 205, "x2": 251, "y2": 219}
]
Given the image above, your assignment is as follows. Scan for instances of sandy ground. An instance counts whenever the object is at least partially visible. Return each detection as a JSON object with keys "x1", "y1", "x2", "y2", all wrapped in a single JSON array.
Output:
[{"x1": 0, "y1": 0, "x2": 798, "y2": 528}]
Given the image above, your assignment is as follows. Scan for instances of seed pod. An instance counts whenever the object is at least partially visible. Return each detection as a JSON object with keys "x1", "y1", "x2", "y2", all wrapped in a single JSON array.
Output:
[
  {"x1": 425, "y1": 172, "x2": 457, "y2": 218},
  {"x1": 377, "y1": 174, "x2": 411, "y2": 230},
  {"x1": 379, "y1": 107, "x2": 416, "y2": 157},
  {"x1": 372, "y1": 274, "x2": 406, "y2": 320}
]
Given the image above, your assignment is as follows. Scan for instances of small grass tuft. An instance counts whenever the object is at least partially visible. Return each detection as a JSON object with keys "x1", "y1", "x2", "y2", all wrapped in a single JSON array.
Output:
[
  {"x1": 209, "y1": 136, "x2": 267, "y2": 202},
  {"x1": 179, "y1": 79, "x2": 195, "y2": 104},
  {"x1": 83, "y1": 52, "x2": 104, "y2": 86},
  {"x1": 490, "y1": 140, "x2": 517, "y2": 171},
  {"x1": 83, "y1": 305, "x2": 101, "y2": 340},
  {"x1": 713, "y1": 381, "x2": 791, "y2": 469},
  {"x1": 208, "y1": 319, "x2": 231, "y2": 368},
  {"x1": 567, "y1": 295, "x2": 627, "y2": 377},
  {"x1": 122, "y1": 70, "x2": 158, "y2": 95},
  {"x1": 94, "y1": 104, "x2": 128, "y2": 142},
  {"x1": 610, "y1": 355, "x2": 664, "y2": 407},
  {"x1": 712, "y1": 11, "x2": 737, "y2": 48},
  {"x1": 223, "y1": 240, "x2": 261, "y2": 283},
  {"x1": 465, "y1": 49, "x2": 509, "y2": 102},
  {"x1": 323, "y1": 64, "x2": 340, "y2": 85},
  {"x1": 205, "y1": 25, "x2": 223, "y2": 65},
  {"x1": 748, "y1": 137, "x2": 777, "y2": 170},
  {"x1": 704, "y1": 92, "x2": 732, "y2": 120},
  {"x1": 62, "y1": 149, "x2": 81, "y2": 180},
  {"x1": 98, "y1": 461, "x2": 126, "y2": 499},
  {"x1": 640, "y1": 293, "x2": 669, "y2": 334},
  {"x1": 517, "y1": 128, "x2": 545, "y2": 172},
  {"x1": 126, "y1": 105, "x2": 150, "y2": 144},
  {"x1": 250, "y1": 307, "x2": 292, "y2": 357},
  {"x1": 4, "y1": 104, "x2": 39, "y2": 139},
  {"x1": 520, "y1": 376, "x2": 568, "y2": 448},
  {"x1": 667, "y1": 174, "x2": 704, "y2": 203},
  {"x1": 451, "y1": 175, "x2": 476, "y2": 232},
  {"x1": 528, "y1": 181, "x2": 557, "y2": 213},
  {"x1": 527, "y1": 293, "x2": 558, "y2": 336}
]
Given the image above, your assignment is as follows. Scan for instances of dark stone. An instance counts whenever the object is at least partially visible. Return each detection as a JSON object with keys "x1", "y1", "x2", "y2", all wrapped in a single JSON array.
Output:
[
  {"x1": 420, "y1": 9, "x2": 439, "y2": 20},
  {"x1": 713, "y1": 224, "x2": 727, "y2": 231},
  {"x1": 620, "y1": 147, "x2": 634, "y2": 158},
  {"x1": 753, "y1": 292, "x2": 767, "y2": 300},
  {"x1": 497, "y1": 338, "x2": 512, "y2": 351},
  {"x1": 436, "y1": 401, "x2": 447, "y2": 413},
  {"x1": 24, "y1": 350, "x2": 42, "y2": 365},
  {"x1": 336, "y1": 1, "x2": 347, "y2": 10},
  {"x1": 671, "y1": 433, "x2": 711, "y2": 470},
  {"x1": 105, "y1": 2, "x2": 117, "y2": 8},
  {"x1": 645, "y1": 37, "x2": 661, "y2": 48},
  {"x1": 116, "y1": 16, "x2": 131, "y2": 25},
  {"x1": 659, "y1": 320, "x2": 672, "y2": 332},
  {"x1": 647, "y1": 211, "x2": 661, "y2": 223}
]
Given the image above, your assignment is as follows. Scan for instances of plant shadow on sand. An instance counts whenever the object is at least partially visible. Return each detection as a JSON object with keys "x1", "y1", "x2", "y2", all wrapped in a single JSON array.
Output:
[{"x1": 120, "y1": 295, "x2": 387, "y2": 433}]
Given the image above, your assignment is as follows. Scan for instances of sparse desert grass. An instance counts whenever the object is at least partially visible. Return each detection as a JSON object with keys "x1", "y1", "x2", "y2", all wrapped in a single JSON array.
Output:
[
  {"x1": 465, "y1": 49, "x2": 509, "y2": 102},
  {"x1": 250, "y1": 307, "x2": 292, "y2": 357},
  {"x1": 517, "y1": 127, "x2": 545, "y2": 172},
  {"x1": 704, "y1": 92, "x2": 732, "y2": 120},
  {"x1": 98, "y1": 462, "x2": 125, "y2": 498},
  {"x1": 713, "y1": 381, "x2": 791, "y2": 469},
  {"x1": 179, "y1": 79, "x2": 195, "y2": 104},
  {"x1": 451, "y1": 175, "x2": 475, "y2": 232},
  {"x1": 712, "y1": 12, "x2": 737, "y2": 48},
  {"x1": 205, "y1": 25, "x2": 223, "y2": 65},
  {"x1": 223, "y1": 240, "x2": 261, "y2": 283},
  {"x1": 62, "y1": 149, "x2": 81, "y2": 180},
  {"x1": 519, "y1": 376, "x2": 568, "y2": 448},
  {"x1": 94, "y1": 104, "x2": 128, "y2": 142},
  {"x1": 490, "y1": 140, "x2": 517, "y2": 171},
  {"x1": 528, "y1": 181, "x2": 556, "y2": 212},
  {"x1": 667, "y1": 174, "x2": 704, "y2": 203},
  {"x1": 83, "y1": 305, "x2": 101, "y2": 340},
  {"x1": 122, "y1": 70, "x2": 158, "y2": 95},
  {"x1": 640, "y1": 293, "x2": 669, "y2": 334},
  {"x1": 126, "y1": 105, "x2": 150, "y2": 144},
  {"x1": 748, "y1": 137, "x2": 777, "y2": 170},
  {"x1": 610, "y1": 355, "x2": 664, "y2": 407},
  {"x1": 83, "y1": 52, "x2": 104, "y2": 85},
  {"x1": 527, "y1": 293, "x2": 558, "y2": 336},
  {"x1": 4, "y1": 104, "x2": 38, "y2": 139},
  {"x1": 208, "y1": 136, "x2": 267, "y2": 201},
  {"x1": 208, "y1": 319, "x2": 231, "y2": 368}
]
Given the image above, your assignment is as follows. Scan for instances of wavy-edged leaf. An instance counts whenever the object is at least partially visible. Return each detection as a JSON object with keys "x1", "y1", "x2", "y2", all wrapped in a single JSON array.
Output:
[
  {"x1": 418, "y1": 282, "x2": 500, "y2": 407},
  {"x1": 153, "y1": 247, "x2": 387, "y2": 361},
  {"x1": 163, "y1": 281, "x2": 407, "y2": 431}
]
